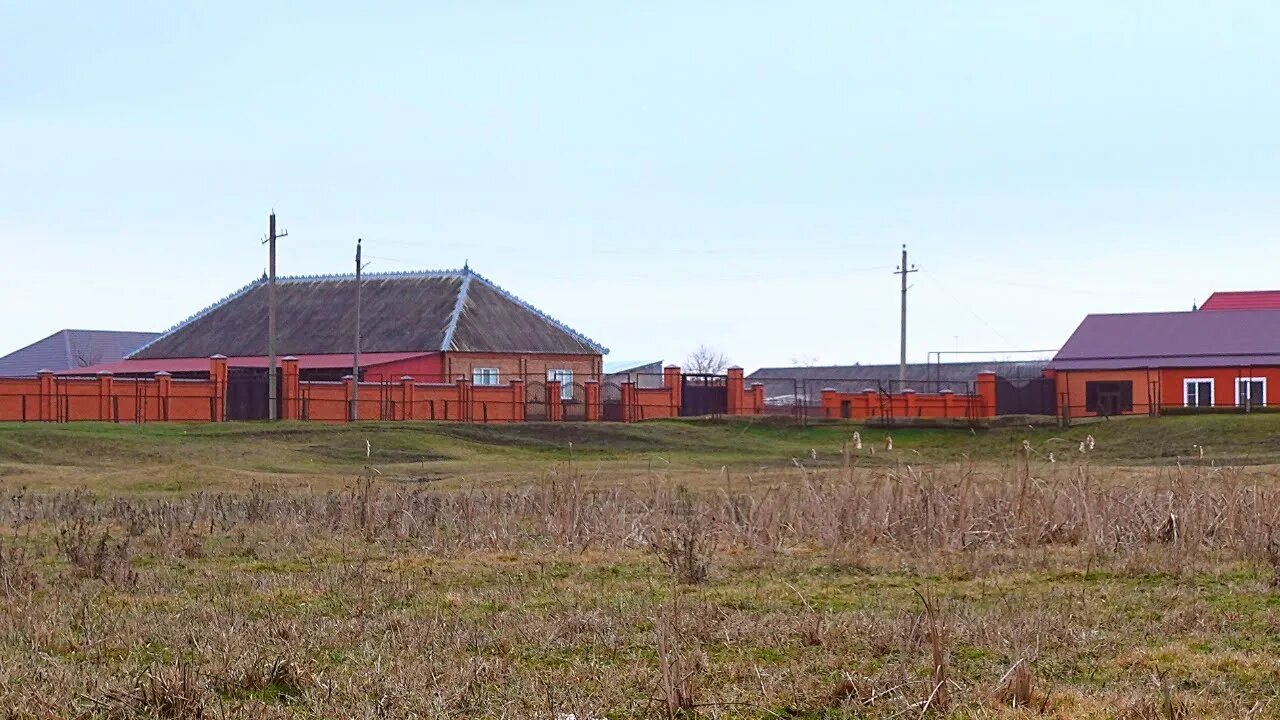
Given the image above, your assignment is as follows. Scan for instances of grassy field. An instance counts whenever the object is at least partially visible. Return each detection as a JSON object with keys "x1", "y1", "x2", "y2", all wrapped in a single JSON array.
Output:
[{"x1": 1, "y1": 417, "x2": 1280, "y2": 717}]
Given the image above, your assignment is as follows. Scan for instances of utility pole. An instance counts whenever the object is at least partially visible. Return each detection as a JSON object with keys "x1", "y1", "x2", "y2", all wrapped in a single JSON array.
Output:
[
  {"x1": 894, "y1": 244, "x2": 917, "y2": 387},
  {"x1": 262, "y1": 212, "x2": 287, "y2": 420},
  {"x1": 351, "y1": 238, "x2": 363, "y2": 422}
]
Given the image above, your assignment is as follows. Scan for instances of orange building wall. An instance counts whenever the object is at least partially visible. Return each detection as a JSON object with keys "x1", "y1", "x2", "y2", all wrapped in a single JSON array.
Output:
[{"x1": 1054, "y1": 369, "x2": 1159, "y2": 418}]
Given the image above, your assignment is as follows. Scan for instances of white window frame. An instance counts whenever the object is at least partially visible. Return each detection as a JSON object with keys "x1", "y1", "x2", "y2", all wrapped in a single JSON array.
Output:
[
  {"x1": 1235, "y1": 377, "x2": 1267, "y2": 407},
  {"x1": 1183, "y1": 378, "x2": 1214, "y2": 408},
  {"x1": 472, "y1": 367, "x2": 500, "y2": 386},
  {"x1": 547, "y1": 369, "x2": 574, "y2": 400}
]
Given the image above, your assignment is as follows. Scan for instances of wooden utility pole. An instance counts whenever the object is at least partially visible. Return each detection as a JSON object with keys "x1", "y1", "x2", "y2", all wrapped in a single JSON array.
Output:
[
  {"x1": 894, "y1": 244, "x2": 917, "y2": 386},
  {"x1": 351, "y1": 238, "x2": 363, "y2": 421},
  {"x1": 263, "y1": 212, "x2": 287, "y2": 420}
]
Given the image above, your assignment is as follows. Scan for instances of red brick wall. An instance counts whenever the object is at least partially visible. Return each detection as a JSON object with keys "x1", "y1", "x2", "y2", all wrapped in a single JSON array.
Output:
[{"x1": 442, "y1": 352, "x2": 602, "y2": 385}]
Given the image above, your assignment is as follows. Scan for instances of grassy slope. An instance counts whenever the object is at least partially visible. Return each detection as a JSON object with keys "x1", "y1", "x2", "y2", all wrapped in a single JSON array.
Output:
[{"x1": 1, "y1": 413, "x2": 1278, "y2": 490}]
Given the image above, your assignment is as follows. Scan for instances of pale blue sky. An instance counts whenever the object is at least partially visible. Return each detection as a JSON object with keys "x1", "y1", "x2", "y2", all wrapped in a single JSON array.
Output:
[{"x1": 3, "y1": 2, "x2": 1278, "y2": 369}]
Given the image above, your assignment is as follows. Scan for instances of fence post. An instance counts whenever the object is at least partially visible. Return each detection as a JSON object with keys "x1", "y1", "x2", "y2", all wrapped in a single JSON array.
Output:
[
  {"x1": 975, "y1": 372, "x2": 997, "y2": 418},
  {"x1": 821, "y1": 388, "x2": 838, "y2": 419},
  {"x1": 37, "y1": 370, "x2": 55, "y2": 422},
  {"x1": 97, "y1": 371, "x2": 114, "y2": 421},
  {"x1": 726, "y1": 367, "x2": 744, "y2": 415},
  {"x1": 940, "y1": 389, "x2": 954, "y2": 418},
  {"x1": 663, "y1": 365, "x2": 682, "y2": 415},
  {"x1": 584, "y1": 380, "x2": 600, "y2": 421},
  {"x1": 209, "y1": 355, "x2": 228, "y2": 422},
  {"x1": 400, "y1": 376, "x2": 415, "y2": 420},
  {"x1": 455, "y1": 377, "x2": 470, "y2": 421},
  {"x1": 621, "y1": 381, "x2": 636, "y2": 423},
  {"x1": 510, "y1": 378, "x2": 525, "y2": 422},
  {"x1": 547, "y1": 380, "x2": 563, "y2": 421},
  {"x1": 343, "y1": 375, "x2": 356, "y2": 422},
  {"x1": 155, "y1": 372, "x2": 172, "y2": 422},
  {"x1": 902, "y1": 389, "x2": 917, "y2": 418},
  {"x1": 751, "y1": 383, "x2": 764, "y2": 415},
  {"x1": 280, "y1": 356, "x2": 300, "y2": 420}
]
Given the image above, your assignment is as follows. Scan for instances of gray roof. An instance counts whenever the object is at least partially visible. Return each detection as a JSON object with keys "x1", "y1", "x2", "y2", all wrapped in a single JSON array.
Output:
[
  {"x1": 747, "y1": 360, "x2": 1048, "y2": 404},
  {"x1": 1050, "y1": 310, "x2": 1280, "y2": 370},
  {"x1": 0, "y1": 329, "x2": 160, "y2": 377},
  {"x1": 130, "y1": 268, "x2": 606, "y2": 359}
]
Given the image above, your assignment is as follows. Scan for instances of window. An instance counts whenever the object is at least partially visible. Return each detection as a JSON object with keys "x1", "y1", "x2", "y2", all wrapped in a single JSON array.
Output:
[
  {"x1": 1084, "y1": 381, "x2": 1133, "y2": 415},
  {"x1": 472, "y1": 368, "x2": 500, "y2": 386},
  {"x1": 547, "y1": 369, "x2": 573, "y2": 400},
  {"x1": 1236, "y1": 377, "x2": 1267, "y2": 407},
  {"x1": 1183, "y1": 378, "x2": 1214, "y2": 408}
]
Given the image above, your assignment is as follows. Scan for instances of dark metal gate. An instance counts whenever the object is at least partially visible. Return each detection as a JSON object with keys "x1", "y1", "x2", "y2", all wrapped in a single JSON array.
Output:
[
  {"x1": 524, "y1": 381, "x2": 548, "y2": 421},
  {"x1": 680, "y1": 374, "x2": 728, "y2": 417},
  {"x1": 601, "y1": 382, "x2": 625, "y2": 421},
  {"x1": 225, "y1": 368, "x2": 280, "y2": 421},
  {"x1": 563, "y1": 383, "x2": 587, "y2": 421},
  {"x1": 995, "y1": 376, "x2": 1056, "y2": 417}
]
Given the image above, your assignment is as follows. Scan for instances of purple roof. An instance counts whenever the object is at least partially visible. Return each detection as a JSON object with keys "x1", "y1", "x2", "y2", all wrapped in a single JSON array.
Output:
[
  {"x1": 1050, "y1": 310, "x2": 1280, "y2": 370},
  {"x1": 0, "y1": 329, "x2": 159, "y2": 377}
]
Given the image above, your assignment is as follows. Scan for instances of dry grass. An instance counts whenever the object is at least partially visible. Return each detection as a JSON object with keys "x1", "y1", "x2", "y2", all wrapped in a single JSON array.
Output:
[{"x1": 0, "y1": 457, "x2": 1279, "y2": 717}]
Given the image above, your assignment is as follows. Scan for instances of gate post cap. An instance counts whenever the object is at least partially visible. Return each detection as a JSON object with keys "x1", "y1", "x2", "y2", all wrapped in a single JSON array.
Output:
[
  {"x1": 664, "y1": 364, "x2": 681, "y2": 370},
  {"x1": 399, "y1": 375, "x2": 414, "y2": 381},
  {"x1": 822, "y1": 387, "x2": 837, "y2": 392},
  {"x1": 154, "y1": 371, "x2": 170, "y2": 377},
  {"x1": 281, "y1": 355, "x2": 298, "y2": 361},
  {"x1": 939, "y1": 389, "x2": 954, "y2": 394},
  {"x1": 96, "y1": 370, "x2": 114, "y2": 376},
  {"x1": 750, "y1": 382, "x2": 764, "y2": 387},
  {"x1": 902, "y1": 389, "x2": 917, "y2": 394},
  {"x1": 341, "y1": 374, "x2": 355, "y2": 380},
  {"x1": 210, "y1": 354, "x2": 228, "y2": 360},
  {"x1": 37, "y1": 368, "x2": 54, "y2": 375}
]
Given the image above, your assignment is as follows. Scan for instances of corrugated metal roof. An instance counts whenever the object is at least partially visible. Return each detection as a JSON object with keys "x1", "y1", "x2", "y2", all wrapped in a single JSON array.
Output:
[
  {"x1": 1200, "y1": 290, "x2": 1280, "y2": 311},
  {"x1": 61, "y1": 352, "x2": 433, "y2": 376},
  {"x1": 131, "y1": 267, "x2": 606, "y2": 359},
  {"x1": 0, "y1": 330, "x2": 159, "y2": 377},
  {"x1": 1049, "y1": 310, "x2": 1280, "y2": 369}
]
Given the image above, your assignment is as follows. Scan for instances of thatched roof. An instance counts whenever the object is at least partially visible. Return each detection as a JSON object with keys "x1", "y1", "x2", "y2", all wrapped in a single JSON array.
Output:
[{"x1": 130, "y1": 268, "x2": 606, "y2": 359}]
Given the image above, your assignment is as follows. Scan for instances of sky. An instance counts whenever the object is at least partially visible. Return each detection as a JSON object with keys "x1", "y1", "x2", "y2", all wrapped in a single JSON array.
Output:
[{"x1": 3, "y1": 2, "x2": 1279, "y2": 370}]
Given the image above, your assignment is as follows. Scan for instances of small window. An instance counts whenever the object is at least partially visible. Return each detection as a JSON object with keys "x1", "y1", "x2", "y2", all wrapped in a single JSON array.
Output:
[
  {"x1": 1184, "y1": 378, "x2": 1214, "y2": 408},
  {"x1": 1236, "y1": 377, "x2": 1267, "y2": 407},
  {"x1": 547, "y1": 369, "x2": 573, "y2": 400},
  {"x1": 472, "y1": 368, "x2": 500, "y2": 386}
]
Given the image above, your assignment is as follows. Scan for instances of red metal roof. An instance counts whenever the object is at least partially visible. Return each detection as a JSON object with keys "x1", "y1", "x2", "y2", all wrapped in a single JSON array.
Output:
[
  {"x1": 1200, "y1": 291, "x2": 1280, "y2": 311},
  {"x1": 57, "y1": 352, "x2": 434, "y2": 376}
]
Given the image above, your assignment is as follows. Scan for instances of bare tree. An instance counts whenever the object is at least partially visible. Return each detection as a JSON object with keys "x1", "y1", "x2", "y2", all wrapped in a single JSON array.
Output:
[
  {"x1": 70, "y1": 342, "x2": 103, "y2": 368},
  {"x1": 685, "y1": 345, "x2": 730, "y2": 374}
]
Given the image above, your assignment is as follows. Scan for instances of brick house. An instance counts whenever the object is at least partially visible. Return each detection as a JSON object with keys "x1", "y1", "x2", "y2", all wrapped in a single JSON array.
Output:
[
  {"x1": 1048, "y1": 307, "x2": 1280, "y2": 417},
  {"x1": 81, "y1": 267, "x2": 606, "y2": 395}
]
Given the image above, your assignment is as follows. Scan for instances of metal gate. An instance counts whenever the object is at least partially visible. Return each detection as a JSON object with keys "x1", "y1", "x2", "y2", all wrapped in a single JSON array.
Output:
[
  {"x1": 524, "y1": 381, "x2": 548, "y2": 421},
  {"x1": 601, "y1": 382, "x2": 625, "y2": 421},
  {"x1": 562, "y1": 382, "x2": 587, "y2": 421},
  {"x1": 225, "y1": 368, "x2": 280, "y2": 421},
  {"x1": 681, "y1": 374, "x2": 728, "y2": 417},
  {"x1": 995, "y1": 376, "x2": 1056, "y2": 416}
]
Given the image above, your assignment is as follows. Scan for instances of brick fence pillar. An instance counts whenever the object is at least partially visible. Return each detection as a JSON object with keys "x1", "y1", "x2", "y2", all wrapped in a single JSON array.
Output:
[
  {"x1": 664, "y1": 365, "x2": 682, "y2": 415},
  {"x1": 862, "y1": 389, "x2": 877, "y2": 420},
  {"x1": 510, "y1": 378, "x2": 525, "y2": 421},
  {"x1": 821, "y1": 388, "x2": 837, "y2": 419},
  {"x1": 154, "y1": 371, "x2": 172, "y2": 422},
  {"x1": 940, "y1": 389, "x2": 954, "y2": 418},
  {"x1": 547, "y1": 380, "x2": 563, "y2": 421},
  {"x1": 975, "y1": 372, "x2": 997, "y2": 418},
  {"x1": 209, "y1": 355, "x2": 228, "y2": 421},
  {"x1": 97, "y1": 371, "x2": 114, "y2": 421},
  {"x1": 621, "y1": 381, "x2": 636, "y2": 423},
  {"x1": 584, "y1": 380, "x2": 600, "y2": 421},
  {"x1": 400, "y1": 376, "x2": 415, "y2": 420},
  {"x1": 343, "y1": 375, "x2": 357, "y2": 422},
  {"x1": 455, "y1": 378, "x2": 471, "y2": 421},
  {"x1": 37, "y1": 370, "x2": 55, "y2": 422},
  {"x1": 280, "y1": 357, "x2": 300, "y2": 420},
  {"x1": 902, "y1": 389, "x2": 917, "y2": 418},
  {"x1": 751, "y1": 383, "x2": 764, "y2": 415},
  {"x1": 727, "y1": 367, "x2": 744, "y2": 415}
]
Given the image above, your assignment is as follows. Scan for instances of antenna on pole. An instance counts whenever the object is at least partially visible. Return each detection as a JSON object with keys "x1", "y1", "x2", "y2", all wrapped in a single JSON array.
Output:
[
  {"x1": 894, "y1": 244, "x2": 918, "y2": 387},
  {"x1": 263, "y1": 212, "x2": 288, "y2": 420}
]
